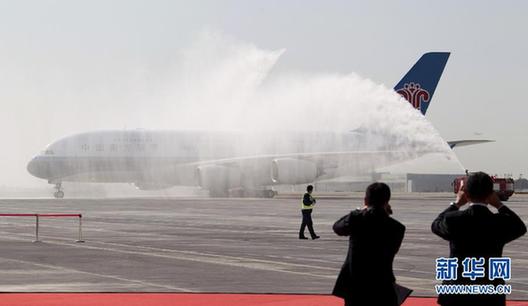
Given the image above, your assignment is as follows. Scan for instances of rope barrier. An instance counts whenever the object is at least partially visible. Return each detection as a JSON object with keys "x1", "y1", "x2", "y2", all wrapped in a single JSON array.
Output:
[
  {"x1": 0, "y1": 213, "x2": 84, "y2": 243},
  {"x1": 0, "y1": 214, "x2": 81, "y2": 217}
]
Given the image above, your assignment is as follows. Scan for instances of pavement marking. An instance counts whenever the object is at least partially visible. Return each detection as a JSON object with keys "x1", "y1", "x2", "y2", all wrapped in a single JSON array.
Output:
[
  {"x1": 0, "y1": 230, "x2": 339, "y2": 280},
  {"x1": 1, "y1": 196, "x2": 527, "y2": 296},
  {"x1": 0, "y1": 256, "x2": 193, "y2": 292},
  {"x1": 0, "y1": 218, "x2": 346, "y2": 255},
  {"x1": 0, "y1": 222, "x2": 443, "y2": 277}
]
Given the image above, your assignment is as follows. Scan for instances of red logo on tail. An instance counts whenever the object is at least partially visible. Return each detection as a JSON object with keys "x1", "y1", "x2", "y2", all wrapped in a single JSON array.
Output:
[{"x1": 396, "y1": 83, "x2": 430, "y2": 110}]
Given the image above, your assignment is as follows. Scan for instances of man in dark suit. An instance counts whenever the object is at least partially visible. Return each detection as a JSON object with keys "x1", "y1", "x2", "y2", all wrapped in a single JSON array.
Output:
[
  {"x1": 432, "y1": 171, "x2": 526, "y2": 306},
  {"x1": 333, "y1": 182, "x2": 405, "y2": 306}
]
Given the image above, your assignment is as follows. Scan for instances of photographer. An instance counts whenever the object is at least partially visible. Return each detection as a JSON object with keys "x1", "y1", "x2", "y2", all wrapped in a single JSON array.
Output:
[
  {"x1": 432, "y1": 171, "x2": 527, "y2": 306},
  {"x1": 332, "y1": 182, "x2": 405, "y2": 306}
]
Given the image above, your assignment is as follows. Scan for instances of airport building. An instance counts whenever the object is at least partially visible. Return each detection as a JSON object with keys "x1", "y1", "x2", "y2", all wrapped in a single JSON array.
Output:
[{"x1": 312, "y1": 173, "x2": 461, "y2": 193}]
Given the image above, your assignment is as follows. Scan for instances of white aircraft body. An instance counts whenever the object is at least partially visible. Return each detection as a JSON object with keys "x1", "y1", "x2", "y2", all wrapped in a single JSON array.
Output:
[
  {"x1": 28, "y1": 129, "x2": 425, "y2": 198},
  {"x1": 27, "y1": 52, "x2": 491, "y2": 198}
]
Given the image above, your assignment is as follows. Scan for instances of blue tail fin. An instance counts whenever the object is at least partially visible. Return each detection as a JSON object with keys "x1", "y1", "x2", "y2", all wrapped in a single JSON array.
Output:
[{"x1": 394, "y1": 52, "x2": 450, "y2": 115}]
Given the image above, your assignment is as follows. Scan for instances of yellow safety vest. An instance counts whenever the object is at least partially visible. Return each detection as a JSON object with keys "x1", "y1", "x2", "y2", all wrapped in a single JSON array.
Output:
[{"x1": 302, "y1": 193, "x2": 315, "y2": 210}]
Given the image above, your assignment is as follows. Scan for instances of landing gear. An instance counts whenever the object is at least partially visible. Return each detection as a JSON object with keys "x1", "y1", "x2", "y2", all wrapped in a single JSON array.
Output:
[
  {"x1": 53, "y1": 182, "x2": 64, "y2": 199},
  {"x1": 264, "y1": 189, "x2": 277, "y2": 198},
  {"x1": 208, "y1": 187, "x2": 277, "y2": 198}
]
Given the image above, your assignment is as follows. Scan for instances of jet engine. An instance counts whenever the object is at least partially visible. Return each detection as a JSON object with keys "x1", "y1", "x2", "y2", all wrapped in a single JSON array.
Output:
[
  {"x1": 271, "y1": 158, "x2": 317, "y2": 184},
  {"x1": 196, "y1": 165, "x2": 242, "y2": 191}
]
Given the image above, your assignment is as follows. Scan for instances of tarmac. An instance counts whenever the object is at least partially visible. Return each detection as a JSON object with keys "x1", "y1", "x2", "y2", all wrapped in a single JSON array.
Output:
[{"x1": 0, "y1": 193, "x2": 526, "y2": 300}]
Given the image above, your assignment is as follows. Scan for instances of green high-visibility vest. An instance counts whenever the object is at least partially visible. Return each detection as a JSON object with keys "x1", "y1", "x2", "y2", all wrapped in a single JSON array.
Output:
[{"x1": 302, "y1": 193, "x2": 315, "y2": 210}]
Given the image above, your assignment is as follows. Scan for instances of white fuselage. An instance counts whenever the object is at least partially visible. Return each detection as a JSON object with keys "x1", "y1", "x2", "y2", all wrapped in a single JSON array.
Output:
[{"x1": 27, "y1": 129, "x2": 421, "y2": 191}]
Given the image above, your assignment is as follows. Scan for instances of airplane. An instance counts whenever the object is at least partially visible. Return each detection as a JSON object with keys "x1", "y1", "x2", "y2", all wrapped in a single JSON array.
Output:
[{"x1": 27, "y1": 52, "x2": 491, "y2": 198}]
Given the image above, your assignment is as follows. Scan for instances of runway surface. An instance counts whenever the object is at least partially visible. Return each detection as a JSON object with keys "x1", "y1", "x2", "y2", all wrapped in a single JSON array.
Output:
[{"x1": 0, "y1": 193, "x2": 526, "y2": 301}]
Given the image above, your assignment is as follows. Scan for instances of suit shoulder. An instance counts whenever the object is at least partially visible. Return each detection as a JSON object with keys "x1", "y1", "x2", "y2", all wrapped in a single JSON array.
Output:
[
  {"x1": 344, "y1": 209, "x2": 364, "y2": 223},
  {"x1": 390, "y1": 217, "x2": 406, "y2": 231},
  {"x1": 438, "y1": 207, "x2": 466, "y2": 219},
  {"x1": 441, "y1": 209, "x2": 470, "y2": 228},
  {"x1": 348, "y1": 209, "x2": 364, "y2": 218},
  {"x1": 349, "y1": 208, "x2": 362, "y2": 215},
  {"x1": 445, "y1": 209, "x2": 467, "y2": 218}
]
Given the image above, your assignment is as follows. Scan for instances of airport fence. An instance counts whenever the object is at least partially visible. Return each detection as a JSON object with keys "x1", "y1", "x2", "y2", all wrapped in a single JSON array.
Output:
[{"x1": 0, "y1": 213, "x2": 84, "y2": 243}]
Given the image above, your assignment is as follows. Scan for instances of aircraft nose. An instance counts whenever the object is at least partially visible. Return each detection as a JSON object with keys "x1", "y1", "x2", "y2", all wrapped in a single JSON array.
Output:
[{"x1": 27, "y1": 156, "x2": 50, "y2": 179}]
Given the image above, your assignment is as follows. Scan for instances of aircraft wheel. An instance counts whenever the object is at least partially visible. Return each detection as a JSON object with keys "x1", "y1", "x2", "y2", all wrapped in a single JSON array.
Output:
[
  {"x1": 54, "y1": 191, "x2": 64, "y2": 199},
  {"x1": 265, "y1": 190, "x2": 276, "y2": 198}
]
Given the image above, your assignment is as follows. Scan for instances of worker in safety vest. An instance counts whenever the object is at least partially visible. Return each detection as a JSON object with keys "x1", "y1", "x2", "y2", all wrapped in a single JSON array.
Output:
[{"x1": 299, "y1": 185, "x2": 320, "y2": 240}]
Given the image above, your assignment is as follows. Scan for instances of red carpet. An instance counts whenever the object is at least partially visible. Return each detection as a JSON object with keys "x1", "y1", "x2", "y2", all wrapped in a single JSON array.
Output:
[{"x1": 0, "y1": 294, "x2": 526, "y2": 306}]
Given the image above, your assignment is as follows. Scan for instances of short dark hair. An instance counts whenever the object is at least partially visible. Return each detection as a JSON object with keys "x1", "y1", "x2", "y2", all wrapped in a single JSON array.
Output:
[
  {"x1": 307, "y1": 185, "x2": 314, "y2": 192},
  {"x1": 466, "y1": 171, "x2": 494, "y2": 202},
  {"x1": 365, "y1": 182, "x2": 391, "y2": 208}
]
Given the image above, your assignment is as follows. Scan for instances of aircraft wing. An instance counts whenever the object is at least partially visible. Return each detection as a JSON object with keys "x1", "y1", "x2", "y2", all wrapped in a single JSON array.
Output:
[
  {"x1": 184, "y1": 150, "x2": 433, "y2": 166},
  {"x1": 180, "y1": 149, "x2": 438, "y2": 182}
]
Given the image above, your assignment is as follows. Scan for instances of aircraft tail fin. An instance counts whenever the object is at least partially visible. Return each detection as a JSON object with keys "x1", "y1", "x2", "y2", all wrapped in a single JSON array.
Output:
[{"x1": 394, "y1": 52, "x2": 450, "y2": 115}]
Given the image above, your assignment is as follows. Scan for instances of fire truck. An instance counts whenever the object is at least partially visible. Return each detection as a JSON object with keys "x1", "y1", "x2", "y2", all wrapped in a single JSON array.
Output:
[{"x1": 453, "y1": 175, "x2": 515, "y2": 201}]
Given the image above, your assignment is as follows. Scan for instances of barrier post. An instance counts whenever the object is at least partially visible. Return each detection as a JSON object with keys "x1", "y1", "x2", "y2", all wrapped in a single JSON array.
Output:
[
  {"x1": 76, "y1": 214, "x2": 85, "y2": 243},
  {"x1": 33, "y1": 214, "x2": 40, "y2": 243}
]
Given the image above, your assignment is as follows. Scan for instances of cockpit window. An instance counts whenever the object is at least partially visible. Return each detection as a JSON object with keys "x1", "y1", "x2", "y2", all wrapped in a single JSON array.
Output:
[{"x1": 44, "y1": 149, "x2": 54, "y2": 155}]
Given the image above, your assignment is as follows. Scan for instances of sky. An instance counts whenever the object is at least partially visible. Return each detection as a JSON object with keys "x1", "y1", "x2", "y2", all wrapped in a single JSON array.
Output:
[{"x1": 1, "y1": 0, "x2": 527, "y2": 187}]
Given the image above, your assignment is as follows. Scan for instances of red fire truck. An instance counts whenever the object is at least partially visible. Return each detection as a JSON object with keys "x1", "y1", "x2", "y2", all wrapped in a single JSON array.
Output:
[{"x1": 453, "y1": 175, "x2": 515, "y2": 201}]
